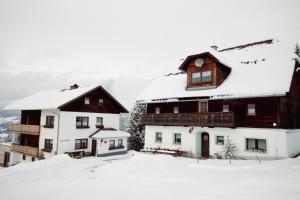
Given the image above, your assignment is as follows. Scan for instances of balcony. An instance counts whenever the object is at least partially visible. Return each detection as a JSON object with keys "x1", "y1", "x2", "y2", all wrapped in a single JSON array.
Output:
[
  {"x1": 142, "y1": 112, "x2": 235, "y2": 127},
  {"x1": 12, "y1": 144, "x2": 39, "y2": 157},
  {"x1": 7, "y1": 124, "x2": 40, "y2": 135}
]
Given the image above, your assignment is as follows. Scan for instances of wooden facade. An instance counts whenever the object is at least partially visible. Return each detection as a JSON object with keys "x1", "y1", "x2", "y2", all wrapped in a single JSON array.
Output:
[
  {"x1": 144, "y1": 93, "x2": 300, "y2": 129},
  {"x1": 180, "y1": 53, "x2": 231, "y2": 89},
  {"x1": 59, "y1": 86, "x2": 128, "y2": 113}
]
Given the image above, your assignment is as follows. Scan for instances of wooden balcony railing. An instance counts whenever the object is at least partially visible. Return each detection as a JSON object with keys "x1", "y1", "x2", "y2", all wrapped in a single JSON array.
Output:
[
  {"x1": 12, "y1": 144, "x2": 39, "y2": 157},
  {"x1": 142, "y1": 112, "x2": 235, "y2": 127},
  {"x1": 7, "y1": 124, "x2": 40, "y2": 135}
]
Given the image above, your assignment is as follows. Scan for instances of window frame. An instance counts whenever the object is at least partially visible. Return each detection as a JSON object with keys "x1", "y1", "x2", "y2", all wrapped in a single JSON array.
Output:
[
  {"x1": 45, "y1": 116, "x2": 55, "y2": 128},
  {"x1": 109, "y1": 140, "x2": 116, "y2": 150},
  {"x1": 222, "y1": 104, "x2": 229, "y2": 112},
  {"x1": 201, "y1": 70, "x2": 212, "y2": 83},
  {"x1": 155, "y1": 132, "x2": 162, "y2": 143},
  {"x1": 96, "y1": 117, "x2": 103, "y2": 128},
  {"x1": 216, "y1": 136, "x2": 225, "y2": 145},
  {"x1": 173, "y1": 106, "x2": 179, "y2": 114},
  {"x1": 155, "y1": 107, "x2": 160, "y2": 114},
  {"x1": 44, "y1": 139, "x2": 53, "y2": 152},
  {"x1": 192, "y1": 72, "x2": 201, "y2": 83},
  {"x1": 75, "y1": 138, "x2": 88, "y2": 150},
  {"x1": 99, "y1": 98, "x2": 104, "y2": 107},
  {"x1": 247, "y1": 104, "x2": 256, "y2": 116},
  {"x1": 174, "y1": 133, "x2": 182, "y2": 145},
  {"x1": 245, "y1": 138, "x2": 267, "y2": 153},
  {"x1": 76, "y1": 117, "x2": 90, "y2": 128},
  {"x1": 84, "y1": 97, "x2": 90, "y2": 105}
]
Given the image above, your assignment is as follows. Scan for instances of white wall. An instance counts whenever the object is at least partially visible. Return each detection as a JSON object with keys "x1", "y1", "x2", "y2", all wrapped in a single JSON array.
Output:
[
  {"x1": 10, "y1": 152, "x2": 37, "y2": 165},
  {"x1": 95, "y1": 137, "x2": 128, "y2": 155},
  {"x1": 39, "y1": 109, "x2": 60, "y2": 157},
  {"x1": 145, "y1": 125, "x2": 290, "y2": 159},
  {"x1": 286, "y1": 129, "x2": 300, "y2": 157},
  {"x1": 57, "y1": 111, "x2": 120, "y2": 154}
]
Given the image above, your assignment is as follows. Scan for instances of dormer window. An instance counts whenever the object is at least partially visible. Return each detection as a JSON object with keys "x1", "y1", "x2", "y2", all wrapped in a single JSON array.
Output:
[
  {"x1": 192, "y1": 72, "x2": 201, "y2": 83},
  {"x1": 202, "y1": 71, "x2": 212, "y2": 82},
  {"x1": 84, "y1": 97, "x2": 90, "y2": 104},
  {"x1": 191, "y1": 71, "x2": 212, "y2": 84}
]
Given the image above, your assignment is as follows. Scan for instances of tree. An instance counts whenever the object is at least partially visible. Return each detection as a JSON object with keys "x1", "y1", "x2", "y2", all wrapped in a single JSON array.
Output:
[
  {"x1": 223, "y1": 136, "x2": 238, "y2": 164},
  {"x1": 295, "y1": 43, "x2": 300, "y2": 57},
  {"x1": 127, "y1": 103, "x2": 147, "y2": 151}
]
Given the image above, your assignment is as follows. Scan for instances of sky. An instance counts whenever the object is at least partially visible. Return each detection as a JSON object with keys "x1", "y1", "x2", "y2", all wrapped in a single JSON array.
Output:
[{"x1": 0, "y1": 0, "x2": 299, "y2": 110}]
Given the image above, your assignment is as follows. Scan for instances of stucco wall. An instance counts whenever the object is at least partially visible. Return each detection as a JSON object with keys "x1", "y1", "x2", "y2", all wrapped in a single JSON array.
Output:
[
  {"x1": 286, "y1": 129, "x2": 300, "y2": 157},
  {"x1": 95, "y1": 137, "x2": 128, "y2": 156},
  {"x1": 145, "y1": 125, "x2": 290, "y2": 159},
  {"x1": 57, "y1": 111, "x2": 120, "y2": 154}
]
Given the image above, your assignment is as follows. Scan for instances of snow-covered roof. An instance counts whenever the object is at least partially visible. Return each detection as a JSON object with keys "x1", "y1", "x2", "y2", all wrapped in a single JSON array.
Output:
[
  {"x1": 137, "y1": 39, "x2": 299, "y2": 102},
  {"x1": 5, "y1": 85, "x2": 101, "y2": 110},
  {"x1": 91, "y1": 130, "x2": 130, "y2": 139}
]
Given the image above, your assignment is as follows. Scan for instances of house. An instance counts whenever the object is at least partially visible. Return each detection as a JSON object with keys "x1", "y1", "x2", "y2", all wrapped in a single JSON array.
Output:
[
  {"x1": 137, "y1": 39, "x2": 300, "y2": 159},
  {"x1": 3, "y1": 84, "x2": 129, "y2": 166}
]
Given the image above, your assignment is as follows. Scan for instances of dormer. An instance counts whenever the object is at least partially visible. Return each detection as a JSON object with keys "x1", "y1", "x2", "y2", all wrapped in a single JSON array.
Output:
[{"x1": 179, "y1": 52, "x2": 231, "y2": 90}]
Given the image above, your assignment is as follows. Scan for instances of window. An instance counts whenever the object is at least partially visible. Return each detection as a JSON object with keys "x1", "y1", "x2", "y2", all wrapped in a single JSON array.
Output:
[
  {"x1": 174, "y1": 133, "x2": 181, "y2": 144},
  {"x1": 75, "y1": 139, "x2": 88, "y2": 149},
  {"x1": 99, "y1": 98, "x2": 104, "y2": 106},
  {"x1": 32, "y1": 157, "x2": 35, "y2": 162},
  {"x1": 23, "y1": 154, "x2": 26, "y2": 160},
  {"x1": 223, "y1": 104, "x2": 229, "y2": 112},
  {"x1": 45, "y1": 116, "x2": 54, "y2": 128},
  {"x1": 247, "y1": 104, "x2": 256, "y2": 115},
  {"x1": 155, "y1": 107, "x2": 160, "y2": 114},
  {"x1": 96, "y1": 117, "x2": 103, "y2": 128},
  {"x1": 192, "y1": 72, "x2": 201, "y2": 83},
  {"x1": 84, "y1": 97, "x2": 90, "y2": 104},
  {"x1": 200, "y1": 101, "x2": 208, "y2": 112},
  {"x1": 201, "y1": 71, "x2": 212, "y2": 82},
  {"x1": 173, "y1": 107, "x2": 179, "y2": 114},
  {"x1": 246, "y1": 138, "x2": 267, "y2": 152},
  {"x1": 109, "y1": 140, "x2": 115, "y2": 150},
  {"x1": 117, "y1": 139, "x2": 123, "y2": 148},
  {"x1": 216, "y1": 136, "x2": 224, "y2": 145},
  {"x1": 155, "y1": 132, "x2": 162, "y2": 143},
  {"x1": 44, "y1": 139, "x2": 53, "y2": 151},
  {"x1": 76, "y1": 117, "x2": 89, "y2": 128}
]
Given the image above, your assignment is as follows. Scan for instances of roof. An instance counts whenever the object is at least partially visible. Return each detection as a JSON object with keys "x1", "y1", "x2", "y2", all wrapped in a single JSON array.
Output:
[
  {"x1": 91, "y1": 130, "x2": 130, "y2": 139},
  {"x1": 4, "y1": 85, "x2": 128, "y2": 112},
  {"x1": 137, "y1": 39, "x2": 299, "y2": 102}
]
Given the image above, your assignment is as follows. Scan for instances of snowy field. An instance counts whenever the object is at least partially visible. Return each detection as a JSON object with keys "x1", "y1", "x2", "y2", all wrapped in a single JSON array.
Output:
[{"x1": 0, "y1": 152, "x2": 299, "y2": 200}]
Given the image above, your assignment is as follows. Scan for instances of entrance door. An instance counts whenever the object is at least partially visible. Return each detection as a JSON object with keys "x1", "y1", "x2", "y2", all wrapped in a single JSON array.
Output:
[
  {"x1": 91, "y1": 140, "x2": 97, "y2": 156},
  {"x1": 4, "y1": 152, "x2": 10, "y2": 167},
  {"x1": 201, "y1": 133, "x2": 209, "y2": 158}
]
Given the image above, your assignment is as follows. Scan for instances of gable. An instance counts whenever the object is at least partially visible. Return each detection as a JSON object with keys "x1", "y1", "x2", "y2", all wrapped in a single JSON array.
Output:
[
  {"x1": 59, "y1": 86, "x2": 128, "y2": 113},
  {"x1": 180, "y1": 53, "x2": 231, "y2": 89}
]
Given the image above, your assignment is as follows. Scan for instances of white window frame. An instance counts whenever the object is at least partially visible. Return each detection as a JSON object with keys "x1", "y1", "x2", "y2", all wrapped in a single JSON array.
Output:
[
  {"x1": 84, "y1": 97, "x2": 90, "y2": 105},
  {"x1": 223, "y1": 104, "x2": 229, "y2": 112},
  {"x1": 174, "y1": 133, "x2": 182, "y2": 145},
  {"x1": 173, "y1": 106, "x2": 179, "y2": 114},
  {"x1": 216, "y1": 136, "x2": 224, "y2": 145},
  {"x1": 247, "y1": 104, "x2": 256, "y2": 116},
  {"x1": 155, "y1": 107, "x2": 160, "y2": 114},
  {"x1": 155, "y1": 132, "x2": 162, "y2": 143}
]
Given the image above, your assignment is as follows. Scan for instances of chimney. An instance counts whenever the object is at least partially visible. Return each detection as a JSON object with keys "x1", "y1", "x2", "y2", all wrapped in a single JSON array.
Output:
[
  {"x1": 70, "y1": 84, "x2": 79, "y2": 90},
  {"x1": 210, "y1": 45, "x2": 218, "y2": 51}
]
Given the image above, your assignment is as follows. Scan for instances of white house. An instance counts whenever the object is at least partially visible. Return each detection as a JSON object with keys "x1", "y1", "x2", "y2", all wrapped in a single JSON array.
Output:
[
  {"x1": 3, "y1": 84, "x2": 129, "y2": 165},
  {"x1": 137, "y1": 39, "x2": 300, "y2": 160}
]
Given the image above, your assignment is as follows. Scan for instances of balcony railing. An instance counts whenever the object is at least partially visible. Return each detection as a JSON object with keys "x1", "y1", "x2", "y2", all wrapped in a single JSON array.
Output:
[
  {"x1": 12, "y1": 144, "x2": 39, "y2": 157},
  {"x1": 7, "y1": 124, "x2": 40, "y2": 135},
  {"x1": 142, "y1": 112, "x2": 235, "y2": 127}
]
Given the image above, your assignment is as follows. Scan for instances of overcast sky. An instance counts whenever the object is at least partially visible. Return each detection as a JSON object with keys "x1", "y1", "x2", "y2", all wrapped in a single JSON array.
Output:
[{"x1": 0, "y1": 0, "x2": 299, "y2": 110}]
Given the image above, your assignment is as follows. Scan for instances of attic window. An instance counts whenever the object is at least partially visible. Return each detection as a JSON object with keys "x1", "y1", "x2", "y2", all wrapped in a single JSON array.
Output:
[
  {"x1": 99, "y1": 98, "x2": 104, "y2": 106},
  {"x1": 247, "y1": 104, "x2": 256, "y2": 116},
  {"x1": 192, "y1": 72, "x2": 201, "y2": 83},
  {"x1": 85, "y1": 97, "x2": 90, "y2": 105},
  {"x1": 191, "y1": 71, "x2": 212, "y2": 84}
]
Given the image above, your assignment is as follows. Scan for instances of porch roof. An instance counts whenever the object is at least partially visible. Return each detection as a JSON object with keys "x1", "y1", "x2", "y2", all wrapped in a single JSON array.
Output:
[{"x1": 91, "y1": 130, "x2": 130, "y2": 139}]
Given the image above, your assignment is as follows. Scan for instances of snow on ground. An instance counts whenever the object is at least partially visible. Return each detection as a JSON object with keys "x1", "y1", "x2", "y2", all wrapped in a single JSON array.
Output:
[{"x1": 0, "y1": 152, "x2": 299, "y2": 200}]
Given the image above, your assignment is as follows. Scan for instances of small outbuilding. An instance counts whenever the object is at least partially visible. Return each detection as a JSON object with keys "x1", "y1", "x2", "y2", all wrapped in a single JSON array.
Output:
[{"x1": 90, "y1": 129, "x2": 130, "y2": 157}]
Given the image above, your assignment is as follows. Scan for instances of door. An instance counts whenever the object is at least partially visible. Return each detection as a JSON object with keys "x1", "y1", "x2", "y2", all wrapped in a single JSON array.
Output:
[
  {"x1": 91, "y1": 140, "x2": 97, "y2": 156},
  {"x1": 201, "y1": 133, "x2": 209, "y2": 158},
  {"x1": 4, "y1": 152, "x2": 10, "y2": 167}
]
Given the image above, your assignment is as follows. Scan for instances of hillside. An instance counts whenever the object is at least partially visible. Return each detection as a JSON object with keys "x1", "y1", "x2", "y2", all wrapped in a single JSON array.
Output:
[{"x1": 0, "y1": 152, "x2": 299, "y2": 200}]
